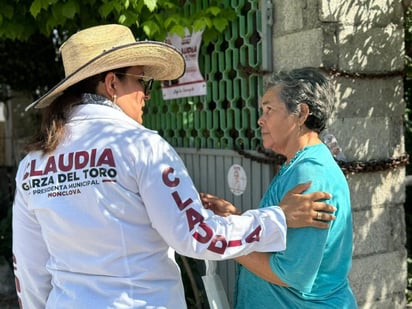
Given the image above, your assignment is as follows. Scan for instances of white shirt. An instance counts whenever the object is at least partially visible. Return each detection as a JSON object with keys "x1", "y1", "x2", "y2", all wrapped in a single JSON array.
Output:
[{"x1": 13, "y1": 103, "x2": 287, "y2": 309}]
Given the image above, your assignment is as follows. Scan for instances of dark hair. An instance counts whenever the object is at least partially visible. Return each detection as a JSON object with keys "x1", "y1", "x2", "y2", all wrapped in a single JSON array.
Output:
[
  {"x1": 265, "y1": 67, "x2": 334, "y2": 133},
  {"x1": 24, "y1": 67, "x2": 129, "y2": 154}
]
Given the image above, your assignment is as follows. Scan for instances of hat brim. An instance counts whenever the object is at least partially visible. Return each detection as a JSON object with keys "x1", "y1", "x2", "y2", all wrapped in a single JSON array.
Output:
[{"x1": 26, "y1": 41, "x2": 185, "y2": 110}]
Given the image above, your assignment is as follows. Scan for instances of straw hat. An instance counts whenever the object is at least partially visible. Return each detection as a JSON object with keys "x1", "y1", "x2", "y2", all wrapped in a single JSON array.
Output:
[{"x1": 26, "y1": 24, "x2": 185, "y2": 110}]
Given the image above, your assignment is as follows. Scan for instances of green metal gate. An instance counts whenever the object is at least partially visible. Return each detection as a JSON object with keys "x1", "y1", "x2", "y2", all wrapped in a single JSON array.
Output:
[{"x1": 144, "y1": 0, "x2": 264, "y2": 151}]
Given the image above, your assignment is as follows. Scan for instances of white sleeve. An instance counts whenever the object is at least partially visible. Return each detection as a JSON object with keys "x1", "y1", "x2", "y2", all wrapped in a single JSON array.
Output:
[
  {"x1": 12, "y1": 161, "x2": 52, "y2": 309},
  {"x1": 137, "y1": 137, "x2": 287, "y2": 260}
]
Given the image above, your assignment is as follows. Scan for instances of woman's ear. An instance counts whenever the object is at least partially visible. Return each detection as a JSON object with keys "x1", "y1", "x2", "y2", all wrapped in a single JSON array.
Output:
[
  {"x1": 103, "y1": 72, "x2": 117, "y2": 97},
  {"x1": 298, "y1": 103, "x2": 310, "y2": 124}
]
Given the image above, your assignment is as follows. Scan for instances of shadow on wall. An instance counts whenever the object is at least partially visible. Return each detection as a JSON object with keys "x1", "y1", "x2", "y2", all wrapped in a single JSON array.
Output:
[
  {"x1": 318, "y1": 4, "x2": 407, "y2": 304},
  {"x1": 347, "y1": 170, "x2": 406, "y2": 306},
  {"x1": 319, "y1": 0, "x2": 405, "y2": 161},
  {"x1": 273, "y1": 0, "x2": 407, "y2": 305}
]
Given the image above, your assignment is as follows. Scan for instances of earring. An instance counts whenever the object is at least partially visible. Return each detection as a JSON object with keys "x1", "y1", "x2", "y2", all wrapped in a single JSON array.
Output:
[{"x1": 112, "y1": 94, "x2": 117, "y2": 104}]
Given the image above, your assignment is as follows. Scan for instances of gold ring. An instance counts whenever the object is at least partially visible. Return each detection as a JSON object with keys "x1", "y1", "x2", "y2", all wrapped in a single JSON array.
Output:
[{"x1": 317, "y1": 212, "x2": 322, "y2": 220}]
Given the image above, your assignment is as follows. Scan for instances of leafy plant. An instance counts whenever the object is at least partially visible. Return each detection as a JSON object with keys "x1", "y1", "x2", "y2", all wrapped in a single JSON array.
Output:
[
  {"x1": 0, "y1": 0, "x2": 235, "y2": 112},
  {"x1": 0, "y1": 0, "x2": 235, "y2": 44}
]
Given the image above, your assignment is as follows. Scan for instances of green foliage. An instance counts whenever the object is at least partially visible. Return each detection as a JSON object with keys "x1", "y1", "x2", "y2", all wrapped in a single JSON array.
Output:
[
  {"x1": 0, "y1": 0, "x2": 235, "y2": 102},
  {"x1": 0, "y1": 0, "x2": 235, "y2": 44}
]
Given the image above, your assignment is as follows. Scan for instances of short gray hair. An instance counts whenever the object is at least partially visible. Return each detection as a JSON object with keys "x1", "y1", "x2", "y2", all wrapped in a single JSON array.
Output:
[{"x1": 265, "y1": 67, "x2": 334, "y2": 133}]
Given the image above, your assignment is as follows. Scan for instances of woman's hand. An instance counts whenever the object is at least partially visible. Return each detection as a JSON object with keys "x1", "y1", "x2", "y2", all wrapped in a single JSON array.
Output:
[
  {"x1": 201, "y1": 181, "x2": 336, "y2": 228},
  {"x1": 199, "y1": 193, "x2": 241, "y2": 216},
  {"x1": 280, "y1": 182, "x2": 336, "y2": 228}
]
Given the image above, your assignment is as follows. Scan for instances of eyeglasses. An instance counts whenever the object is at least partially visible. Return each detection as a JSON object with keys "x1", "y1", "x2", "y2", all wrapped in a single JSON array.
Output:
[{"x1": 115, "y1": 73, "x2": 154, "y2": 96}]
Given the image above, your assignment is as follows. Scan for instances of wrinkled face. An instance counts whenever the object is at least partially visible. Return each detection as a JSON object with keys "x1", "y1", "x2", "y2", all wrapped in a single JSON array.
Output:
[
  {"x1": 115, "y1": 66, "x2": 151, "y2": 124},
  {"x1": 258, "y1": 86, "x2": 299, "y2": 154}
]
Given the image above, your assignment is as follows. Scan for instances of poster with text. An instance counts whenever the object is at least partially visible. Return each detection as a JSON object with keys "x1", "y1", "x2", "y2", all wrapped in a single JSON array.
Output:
[{"x1": 162, "y1": 28, "x2": 207, "y2": 100}]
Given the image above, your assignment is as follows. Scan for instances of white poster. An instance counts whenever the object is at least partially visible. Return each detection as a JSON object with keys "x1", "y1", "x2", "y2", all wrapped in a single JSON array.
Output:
[
  {"x1": 162, "y1": 28, "x2": 207, "y2": 100},
  {"x1": 227, "y1": 164, "x2": 247, "y2": 196}
]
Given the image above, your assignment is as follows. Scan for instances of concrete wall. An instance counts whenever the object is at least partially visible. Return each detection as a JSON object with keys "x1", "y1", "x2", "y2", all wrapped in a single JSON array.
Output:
[{"x1": 270, "y1": 0, "x2": 406, "y2": 307}]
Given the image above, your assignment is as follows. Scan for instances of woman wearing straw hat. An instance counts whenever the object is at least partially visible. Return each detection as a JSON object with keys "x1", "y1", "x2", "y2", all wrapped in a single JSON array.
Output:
[{"x1": 12, "y1": 24, "x2": 335, "y2": 308}]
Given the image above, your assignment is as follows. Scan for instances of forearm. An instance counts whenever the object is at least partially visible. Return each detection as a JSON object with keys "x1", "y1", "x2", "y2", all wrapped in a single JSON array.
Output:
[{"x1": 235, "y1": 252, "x2": 288, "y2": 286}]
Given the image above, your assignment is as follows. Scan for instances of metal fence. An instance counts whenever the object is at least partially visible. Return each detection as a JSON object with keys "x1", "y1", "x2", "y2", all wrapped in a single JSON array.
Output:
[{"x1": 144, "y1": 0, "x2": 264, "y2": 151}]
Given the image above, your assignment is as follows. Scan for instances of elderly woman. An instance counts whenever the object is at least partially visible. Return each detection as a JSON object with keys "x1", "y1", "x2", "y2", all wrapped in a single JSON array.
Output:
[
  {"x1": 236, "y1": 67, "x2": 356, "y2": 308},
  {"x1": 12, "y1": 25, "x2": 336, "y2": 309},
  {"x1": 203, "y1": 67, "x2": 357, "y2": 308}
]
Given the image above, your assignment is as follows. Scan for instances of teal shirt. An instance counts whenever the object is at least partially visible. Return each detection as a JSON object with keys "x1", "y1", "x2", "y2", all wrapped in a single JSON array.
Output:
[{"x1": 234, "y1": 143, "x2": 357, "y2": 309}]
